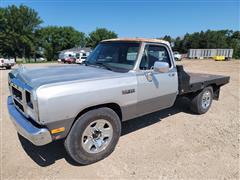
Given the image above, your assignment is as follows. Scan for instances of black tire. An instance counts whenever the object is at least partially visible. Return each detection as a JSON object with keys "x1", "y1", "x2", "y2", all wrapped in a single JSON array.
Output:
[
  {"x1": 190, "y1": 87, "x2": 213, "y2": 114},
  {"x1": 6, "y1": 66, "x2": 11, "y2": 69},
  {"x1": 65, "y1": 107, "x2": 121, "y2": 165}
]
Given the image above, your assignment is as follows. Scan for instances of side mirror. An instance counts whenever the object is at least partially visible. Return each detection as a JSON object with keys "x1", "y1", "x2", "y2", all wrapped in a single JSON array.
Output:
[{"x1": 154, "y1": 61, "x2": 169, "y2": 73}]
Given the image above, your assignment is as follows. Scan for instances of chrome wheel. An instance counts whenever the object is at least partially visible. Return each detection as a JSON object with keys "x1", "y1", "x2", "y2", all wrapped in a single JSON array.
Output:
[
  {"x1": 81, "y1": 119, "x2": 113, "y2": 154},
  {"x1": 201, "y1": 90, "x2": 211, "y2": 109}
]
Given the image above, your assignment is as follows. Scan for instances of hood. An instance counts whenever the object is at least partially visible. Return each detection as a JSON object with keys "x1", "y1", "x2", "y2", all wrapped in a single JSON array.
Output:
[{"x1": 12, "y1": 64, "x2": 125, "y2": 88}]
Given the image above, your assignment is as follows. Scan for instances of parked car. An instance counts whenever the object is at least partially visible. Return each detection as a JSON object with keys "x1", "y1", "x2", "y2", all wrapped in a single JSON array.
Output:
[
  {"x1": 7, "y1": 38, "x2": 229, "y2": 165},
  {"x1": 64, "y1": 57, "x2": 76, "y2": 64},
  {"x1": 173, "y1": 51, "x2": 182, "y2": 61},
  {"x1": 75, "y1": 53, "x2": 88, "y2": 64},
  {"x1": 59, "y1": 52, "x2": 76, "y2": 63},
  {"x1": 75, "y1": 56, "x2": 87, "y2": 64},
  {"x1": 0, "y1": 57, "x2": 15, "y2": 69}
]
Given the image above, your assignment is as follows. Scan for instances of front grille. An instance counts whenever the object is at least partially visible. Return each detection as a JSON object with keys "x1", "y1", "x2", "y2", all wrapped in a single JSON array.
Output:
[
  {"x1": 12, "y1": 86, "x2": 22, "y2": 100},
  {"x1": 14, "y1": 99, "x2": 24, "y2": 112},
  {"x1": 9, "y1": 78, "x2": 36, "y2": 121}
]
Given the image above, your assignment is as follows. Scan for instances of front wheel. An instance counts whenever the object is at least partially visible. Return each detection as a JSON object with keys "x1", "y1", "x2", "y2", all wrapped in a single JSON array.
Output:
[
  {"x1": 190, "y1": 87, "x2": 213, "y2": 114},
  {"x1": 65, "y1": 107, "x2": 121, "y2": 165}
]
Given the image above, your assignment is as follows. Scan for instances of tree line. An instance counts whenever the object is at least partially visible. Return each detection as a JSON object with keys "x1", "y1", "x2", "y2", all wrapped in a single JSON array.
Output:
[
  {"x1": 161, "y1": 30, "x2": 240, "y2": 58},
  {"x1": 0, "y1": 5, "x2": 239, "y2": 61},
  {"x1": 0, "y1": 5, "x2": 117, "y2": 61}
]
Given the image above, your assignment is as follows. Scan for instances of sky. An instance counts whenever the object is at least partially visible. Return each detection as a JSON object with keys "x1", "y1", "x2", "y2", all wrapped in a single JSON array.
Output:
[{"x1": 1, "y1": 0, "x2": 239, "y2": 38}]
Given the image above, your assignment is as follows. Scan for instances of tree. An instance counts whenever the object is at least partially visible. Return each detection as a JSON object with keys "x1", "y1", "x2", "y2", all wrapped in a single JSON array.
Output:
[
  {"x1": 37, "y1": 26, "x2": 86, "y2": 61},
  {"x1": 0, "y1": 5, "x2": 42, "y2": 61},
  {"x1": 229, "y1": 31, "x2": 240, "y2": 58},
  {"x1": 86, "y1": 28, "x2": 117, "y2": 48},
  {"x1": 172, "y1": 30, "x2": 240, "y2": 58},
  {"x1": 161, "y1": 35, "x2": 173, "y2": 43},
  {"x1": 173, "y1": 37, "x2": 183, "y2": 52}
]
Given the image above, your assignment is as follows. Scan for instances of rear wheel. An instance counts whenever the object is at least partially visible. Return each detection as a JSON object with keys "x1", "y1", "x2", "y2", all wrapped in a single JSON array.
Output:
[
  {"x1": 190, "y1": 87, "x2": 213, "y2": 114},
  {"x1": 65, "y1": 107, "x2": 121, "y2": 165}
]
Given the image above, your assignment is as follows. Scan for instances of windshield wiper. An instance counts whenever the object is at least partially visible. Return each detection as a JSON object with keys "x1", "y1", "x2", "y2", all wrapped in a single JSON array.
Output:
[
  {"x1": 94, "y1": 62, "x2": 113, "y2": 71},
  {"x1": 85, "y1": 61, "x2": 113, "y2": 71}
]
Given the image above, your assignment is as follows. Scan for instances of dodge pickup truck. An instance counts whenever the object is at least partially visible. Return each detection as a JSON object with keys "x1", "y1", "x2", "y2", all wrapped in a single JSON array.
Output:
[{"x1": 7, "y1": 38, "x2": 229, "y2": 165}]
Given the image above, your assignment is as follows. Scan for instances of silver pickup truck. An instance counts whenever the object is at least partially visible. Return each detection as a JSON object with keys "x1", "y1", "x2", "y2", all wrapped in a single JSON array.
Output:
[{"x1": 7, "y1": 38, "x2": 229, "y2": 165}]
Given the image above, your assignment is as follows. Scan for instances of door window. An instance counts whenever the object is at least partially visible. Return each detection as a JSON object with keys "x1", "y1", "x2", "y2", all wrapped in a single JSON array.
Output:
[{"x1": 140, "y1": 45, "x2": 171, "y2": 70}]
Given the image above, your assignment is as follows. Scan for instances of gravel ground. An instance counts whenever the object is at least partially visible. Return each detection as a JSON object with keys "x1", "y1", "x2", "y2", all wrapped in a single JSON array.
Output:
[{"x1": 1, "y1": 59, "x2": 239, "y2": 179}]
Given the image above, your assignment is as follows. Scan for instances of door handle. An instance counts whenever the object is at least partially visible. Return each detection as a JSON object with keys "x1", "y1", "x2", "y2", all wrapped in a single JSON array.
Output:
[{"x1": 145, "y1": 72, "x2": 153, "y2": 82}]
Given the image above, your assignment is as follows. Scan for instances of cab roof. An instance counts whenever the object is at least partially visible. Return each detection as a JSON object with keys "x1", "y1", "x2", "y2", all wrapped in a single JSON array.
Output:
[{"x1": 102, "y1": 38, "x2": 170, "y2": 46}]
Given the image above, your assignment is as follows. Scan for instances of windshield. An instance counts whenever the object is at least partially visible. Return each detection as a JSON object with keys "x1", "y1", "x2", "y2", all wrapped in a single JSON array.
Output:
[{"x1": 86, "y1": 42, "x2": 140, "y2": 72}]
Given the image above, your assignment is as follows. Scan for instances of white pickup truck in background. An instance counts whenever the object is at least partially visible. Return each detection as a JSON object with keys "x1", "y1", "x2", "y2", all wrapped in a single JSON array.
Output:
[
  {"x1": 173, "y1": 51, "x2": 182, "y2": 61},
  {"x1": 0, "y1": 57, "x2": 15, "y2": 69}
]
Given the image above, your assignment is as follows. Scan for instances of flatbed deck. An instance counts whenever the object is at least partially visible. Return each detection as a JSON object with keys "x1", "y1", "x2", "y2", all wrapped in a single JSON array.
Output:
[
  {"x1": 177, "y1": 65, "x2": 230, "y2": 95},
  {"x1": 188, "y1": 72, "x2": 230, "y2": 92}
]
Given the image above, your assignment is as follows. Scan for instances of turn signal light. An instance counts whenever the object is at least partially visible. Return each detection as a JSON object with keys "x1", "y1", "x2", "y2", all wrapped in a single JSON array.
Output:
[{"x1": 51, "y1": 127, "x2": 65, "y2": 134}]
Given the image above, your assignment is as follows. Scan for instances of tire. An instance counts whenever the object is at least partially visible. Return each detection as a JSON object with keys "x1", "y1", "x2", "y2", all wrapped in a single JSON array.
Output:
[
  {"x1": 6, "y1": 66, "x2": 11, "y2": 69},
  {"x1": 65, "y1": 107, "x2": 121, "y2": 165},
  {"x1": 190, "y1": 87, "x2": 213, "y2": 114}
]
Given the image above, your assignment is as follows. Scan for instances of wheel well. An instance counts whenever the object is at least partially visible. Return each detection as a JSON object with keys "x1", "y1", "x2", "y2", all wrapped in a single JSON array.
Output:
[
  {"x1": 208, "y1": 84, "x2": 221, "y2": 100},
  {"x1": 74, "y1": 103, "x2": 122, "y2": 122},
  {"x1": 185, "y1": 84, "x2": 220, "y2": 100}
]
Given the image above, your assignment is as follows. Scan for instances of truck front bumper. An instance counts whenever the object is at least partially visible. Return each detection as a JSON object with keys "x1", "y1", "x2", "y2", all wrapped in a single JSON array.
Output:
[{"x1": 7, "y1": 96, "x2": 52, "y2": 146}]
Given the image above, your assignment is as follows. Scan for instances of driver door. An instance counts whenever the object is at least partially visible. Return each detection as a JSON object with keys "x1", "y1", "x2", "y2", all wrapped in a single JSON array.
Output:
[{"x1": 136, "y1": 44, "x2": 178, "y2": 116}]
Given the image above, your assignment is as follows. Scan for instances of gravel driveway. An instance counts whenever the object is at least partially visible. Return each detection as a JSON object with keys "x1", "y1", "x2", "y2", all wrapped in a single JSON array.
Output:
[{"x1": 1, "y1": 60, "x2": 239, "y2": 179}]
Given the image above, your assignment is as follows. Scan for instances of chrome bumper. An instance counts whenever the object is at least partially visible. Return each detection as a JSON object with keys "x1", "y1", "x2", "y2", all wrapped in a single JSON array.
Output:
[{"x1": 7, "y1": 96, "x2": 52, "y2": 146}]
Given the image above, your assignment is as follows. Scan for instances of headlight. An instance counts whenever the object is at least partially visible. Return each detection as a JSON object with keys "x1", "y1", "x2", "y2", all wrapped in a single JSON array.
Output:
[{"x1": 25, "y1": 90, "x2": 40, "y2": 122}]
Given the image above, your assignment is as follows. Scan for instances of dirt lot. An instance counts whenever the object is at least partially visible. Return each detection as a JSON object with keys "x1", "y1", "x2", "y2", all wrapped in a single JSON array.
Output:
[{"x1": 1, "y1": 60, "x2": 239, "y2": 179}]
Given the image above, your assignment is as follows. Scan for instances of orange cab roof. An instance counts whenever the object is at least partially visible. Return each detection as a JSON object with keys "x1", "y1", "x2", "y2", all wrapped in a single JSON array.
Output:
[{"x1": 102, "y1": 38, "x2": 169, "y2": 45}]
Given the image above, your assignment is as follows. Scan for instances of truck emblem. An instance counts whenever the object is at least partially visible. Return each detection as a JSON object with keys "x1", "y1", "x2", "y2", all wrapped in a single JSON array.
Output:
[{"x1": 122, "y1": 89, "x2": 135, "y2": 95}]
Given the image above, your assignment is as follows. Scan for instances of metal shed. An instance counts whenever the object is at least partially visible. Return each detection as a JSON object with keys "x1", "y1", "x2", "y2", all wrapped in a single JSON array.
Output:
[{"x1": 188, "y1": 49, "x2": 233, "y2": 59}]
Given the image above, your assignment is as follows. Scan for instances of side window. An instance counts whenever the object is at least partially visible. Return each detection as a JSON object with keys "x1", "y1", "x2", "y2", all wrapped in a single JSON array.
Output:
[{"x1": 140, "y1": 45, "x2": 171, "y2": 70}]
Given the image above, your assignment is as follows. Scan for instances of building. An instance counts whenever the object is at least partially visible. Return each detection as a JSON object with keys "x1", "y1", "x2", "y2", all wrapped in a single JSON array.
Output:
[{"x1": 188, "y1": 49, "x2": 233, "y2": 59}]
